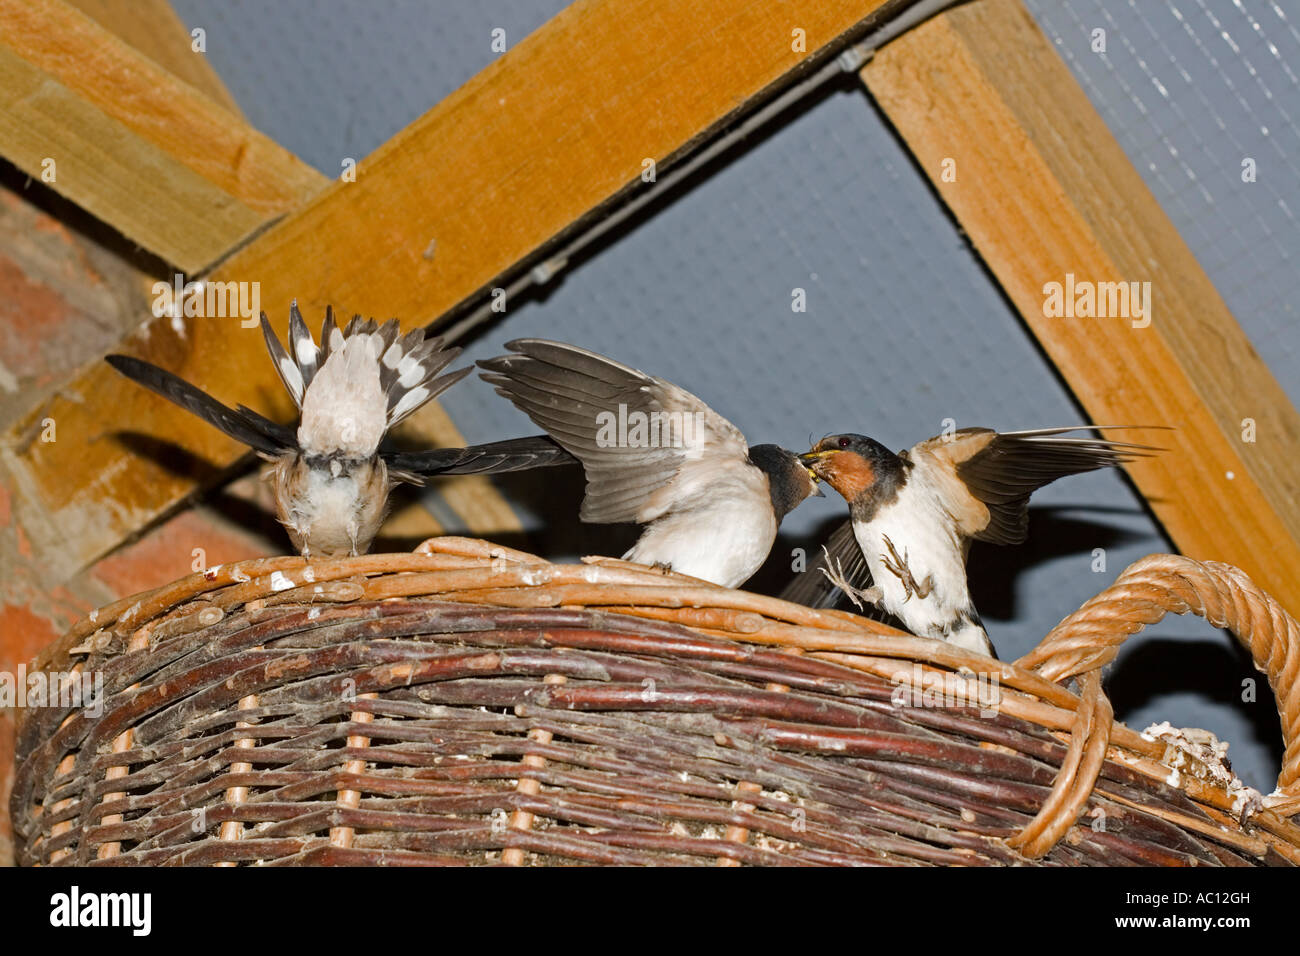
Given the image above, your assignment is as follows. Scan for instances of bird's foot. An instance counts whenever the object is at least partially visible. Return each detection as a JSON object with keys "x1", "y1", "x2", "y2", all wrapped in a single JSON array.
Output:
[
  {"x1": 818, "y1": 547, "x2": 882, "y2": 609},
  {"x1": 651, "y1": 561, "x2": 674, "y2": 574},
  {"x1": 880, "y1": 534, "x2": 933, "y2": 602}
]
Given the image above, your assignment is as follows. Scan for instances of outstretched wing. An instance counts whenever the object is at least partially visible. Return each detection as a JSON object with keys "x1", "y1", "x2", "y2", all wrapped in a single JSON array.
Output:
[
  {"x1": 259, "y1": 301, "x2": 325, "y2": 409},
  {"x1": 384, "y1": 434, "x2": 577, "y2": 482},
  {"x1": 478, "y1": 339, "x2": 756, "y2": 524},
  {"x1": 106, "y1": 354, "x2": 296, "y2": 457},
  {"x1": 909, "y1": 426, "x2": 1160, "y2": 546}
]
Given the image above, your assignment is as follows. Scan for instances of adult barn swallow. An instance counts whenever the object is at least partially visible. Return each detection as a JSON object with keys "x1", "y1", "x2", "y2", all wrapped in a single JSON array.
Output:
[
  {"x1": 108, "y1": 303, "x2": 572, "y2": 557},
  {"x1": 801, "y1": 427, "x2": 1153, "y2": 656},
  {"x1": 478, "y1": 340, "x2": 821, "y2": 589}
]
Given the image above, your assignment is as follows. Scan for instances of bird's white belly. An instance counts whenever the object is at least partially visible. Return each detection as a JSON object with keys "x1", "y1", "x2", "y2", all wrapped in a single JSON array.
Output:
[
  {"x1": 625, "y1": 498, "x2": 777, "y2": 589},
  {"x1": 854, "y1": 497, "x2": 972, "y2": 638},
  {"x1": 277, "y1": 459, "x2": 388, "y2": 557}
]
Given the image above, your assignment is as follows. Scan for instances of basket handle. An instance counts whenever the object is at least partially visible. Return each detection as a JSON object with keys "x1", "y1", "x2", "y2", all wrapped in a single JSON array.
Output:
[{"x1": 1017, "y1": 554, "x2": 1300, "y2": 799}]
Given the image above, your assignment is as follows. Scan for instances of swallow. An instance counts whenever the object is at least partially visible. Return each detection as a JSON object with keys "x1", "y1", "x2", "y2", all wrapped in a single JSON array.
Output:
[
  {"x1": 477, "y1": 339, "x2": 822, "y2": 589},
  {"x1": 800, "y1": 427, "x2": 1156, "y2": 656},
  {"x1": 107, "y1": 302, "x2": 572, "y2": 557}
]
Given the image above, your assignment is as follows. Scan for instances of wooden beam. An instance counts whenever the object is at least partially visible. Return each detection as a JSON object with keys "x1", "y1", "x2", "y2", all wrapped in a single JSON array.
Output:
[
  {"x1": 65, "y1": 0, "x2": 243, "y2": 116},
  {"x1": 0, "y1": 0, "x2": 504, "y2": 558},
  {"x1": 0, "y1": 0, "x2": 324, "y2": 272},
  {"x1": 51, "y1": 0, "x2": 455, "y2": 549},
  {"x1": 5, "y1": 0, "x2": 898, "y2": 577},
  {"x1": 861, "y1": 0, "x2": 1300, "y2": 614}
]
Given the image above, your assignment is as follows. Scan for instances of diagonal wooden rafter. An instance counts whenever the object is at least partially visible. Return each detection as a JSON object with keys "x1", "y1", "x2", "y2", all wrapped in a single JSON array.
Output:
[
  {"x1": 860, "y1": 0, "x2": 1300, "y2": 615},
  {"x1": 66, "y1": 0, "x2": 244, "y2": 116},
  {"x1": 0, "y1": 0, "x2": 324, "y2": 273},
  {"x1": 59, "y1": 0, "x2": 462, "y2": 547},
  {"x1": 0, "y1": 0, "x2": 504, "y2": 568},
  {"x1": 2, "y1": 0, "x2": 902, "y2": 577}
]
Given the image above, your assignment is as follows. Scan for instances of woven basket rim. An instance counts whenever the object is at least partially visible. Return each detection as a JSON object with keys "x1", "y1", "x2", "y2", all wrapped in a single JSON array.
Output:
[{"x1": 15, "y1": 536, "x2": 1300, "y2": 863}]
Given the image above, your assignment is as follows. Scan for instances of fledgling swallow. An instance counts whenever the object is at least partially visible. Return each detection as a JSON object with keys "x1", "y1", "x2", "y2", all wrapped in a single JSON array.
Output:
[
  {"x1": 107, "y1": 302, "x2": 572, "y2": 557},
  {"x1": 801, "y1": 427, "x2": 1157, "y2": 656},
  {"x1": 478, "y1": 339, "x2": 821, "y2": 589}
]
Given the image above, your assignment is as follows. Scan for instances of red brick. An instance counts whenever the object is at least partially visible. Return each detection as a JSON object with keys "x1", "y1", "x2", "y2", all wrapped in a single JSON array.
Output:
[
  {"x1": 92, "y1": 506, "x2": 277, "y2": 598},
  {"x1": 0, "y1": 601, "x2": 60, "y2": 672}
]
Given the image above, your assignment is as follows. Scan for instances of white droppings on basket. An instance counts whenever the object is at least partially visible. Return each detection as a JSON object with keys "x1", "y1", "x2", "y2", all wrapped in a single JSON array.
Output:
[
  {"x1": 204, "y1": 564, "x2": 222, "y2": 580},
  {"x1": 960, "y1": 808, "x2": 976, "y2": 823},
  {"x1": 1165, "y1": 767, "x2": 1181, "y2": 787},
  {"x1": 233, "y1": 569, "x2": 251, "y2": 583},
  {"x1": 1109, "y1": 750, "x2": 1144, "y2": 770},
  {"x1": 520, "y1": 569, "x2": 546, "y2": 586},
  {"x1": 1145, "y1": 722, "x2": 1266, "y2": 822},
  {"x1": 1231, "y1": 783, "x2": 1264, "y2": 821},
  {"x1": 754, "y1": 833, "x2": 798, "y2": 854},
  {"x1": 302, "y1": 567, "x2": 315, "y2": 582},
  {"x1": 1144, "y1": 721, "x2": 1242, "y2": 795},
  {"x1": 270, "y1": 571, "x2": 294, "y2": 592},
  {"x1": 1143, "y1": 720, "x2": 1172, "y2": 740},
  {"x1": 89, "y1": 610, "x2": 98, "y2": 624},
  {"x1": 308, "y1": 607, "x2": 320, "y2": 620}
]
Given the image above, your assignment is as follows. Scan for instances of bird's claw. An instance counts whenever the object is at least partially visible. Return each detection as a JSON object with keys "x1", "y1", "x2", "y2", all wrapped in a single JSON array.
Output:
[
  {"x1": 880, "y1": 534, "x2": 933, "y2": 602},
  {"x1": 818, "y1": 546, "x2": 881, "y2": 610}
]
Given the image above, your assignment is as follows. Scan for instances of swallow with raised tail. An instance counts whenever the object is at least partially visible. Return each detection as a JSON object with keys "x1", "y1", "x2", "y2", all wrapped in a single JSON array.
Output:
[
  {"x1": 478, "y1": 339, "x2": 824, "y2": 589},
  {"x1": 800, "y1": 427, "x2": 1157, "y2": 656},
  {"x1": 107, "y1": 302, "x2": 572, "y2": 557}
]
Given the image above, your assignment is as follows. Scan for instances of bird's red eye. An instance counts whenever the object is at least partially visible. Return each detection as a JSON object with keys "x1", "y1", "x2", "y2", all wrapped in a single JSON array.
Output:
[{"x1": 838, "y1": 437, "x2": 850, "y2": 449}]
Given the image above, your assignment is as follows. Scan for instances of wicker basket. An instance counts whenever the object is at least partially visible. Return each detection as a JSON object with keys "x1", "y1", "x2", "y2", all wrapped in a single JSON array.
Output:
[{"x1": 11, "y1": 537, "x2": 1300, "y2": 866}]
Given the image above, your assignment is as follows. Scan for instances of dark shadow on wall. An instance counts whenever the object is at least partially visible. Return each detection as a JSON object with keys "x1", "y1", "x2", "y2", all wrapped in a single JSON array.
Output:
[
  {"x1": 1107, "y1": 637, "x2": 1286, "y2": 793},
  {"x1": 966, "y1": 506, "x2": 1156, "y2": 622},
  {"x1": 483, "y1": 464, "x2": 637, "y2": 561}
]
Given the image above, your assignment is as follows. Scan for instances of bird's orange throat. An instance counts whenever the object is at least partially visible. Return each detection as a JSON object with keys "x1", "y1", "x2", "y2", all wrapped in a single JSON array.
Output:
[{"x1": 814, "y1": 451, "x2": 876, "y2": 503}]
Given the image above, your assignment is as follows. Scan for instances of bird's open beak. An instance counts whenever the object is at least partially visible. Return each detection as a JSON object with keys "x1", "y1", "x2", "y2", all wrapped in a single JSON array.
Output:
[
  {"x1": 799, "y1": 450, "x2": 831, "y2": 494},
  {"x1": 799, "y1": 450, "x2": 832, "y2": 465}
]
